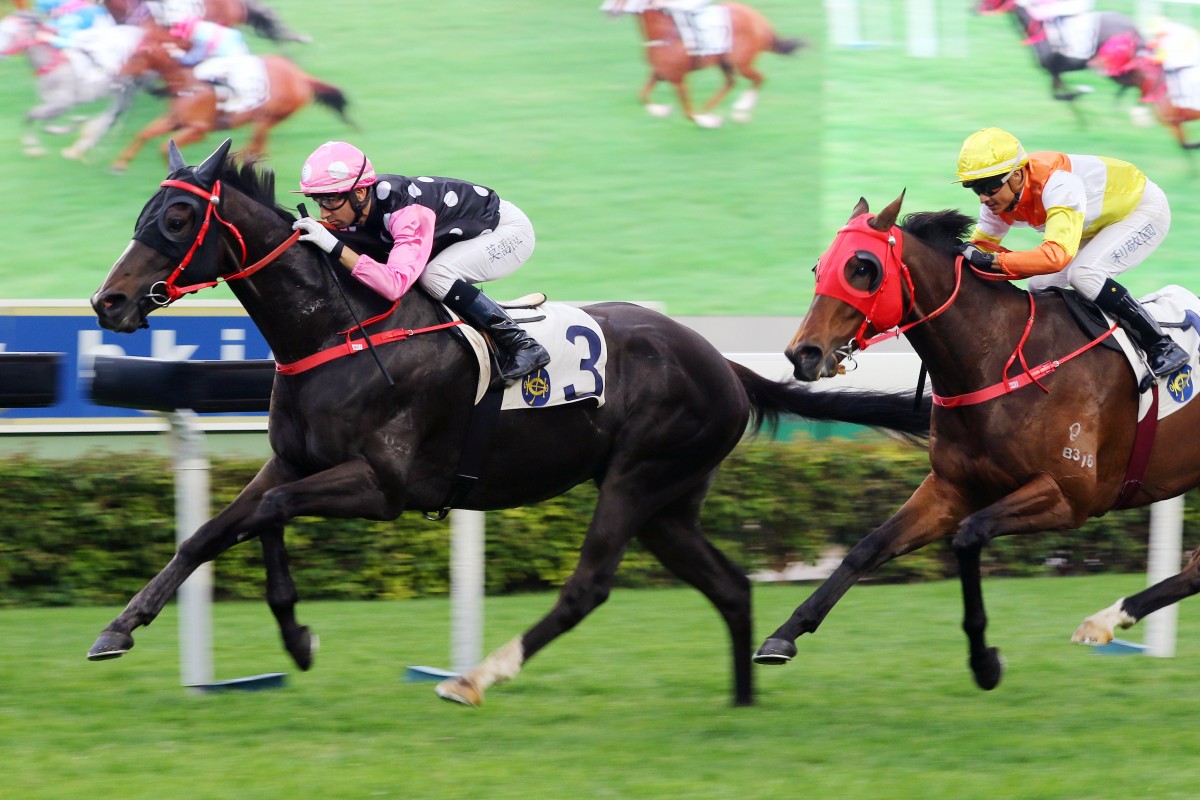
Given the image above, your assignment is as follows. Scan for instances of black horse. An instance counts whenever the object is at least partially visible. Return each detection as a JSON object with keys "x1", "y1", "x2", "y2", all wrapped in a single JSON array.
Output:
[
  {"x1": 978, "y1": 0, "x2": 1142, "y2": 103},
  {"x1": 88, "y1": 139, "x2": 932, "y2": 707}
]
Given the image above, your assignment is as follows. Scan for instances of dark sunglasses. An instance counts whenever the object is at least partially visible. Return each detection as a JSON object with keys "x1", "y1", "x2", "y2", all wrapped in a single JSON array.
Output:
[
  {"x1": 964, "y1": 170, "x2": 1014, "y2": 198},
  {"x1": 310, "y1": 193, "x2": 350, "y2": 211}
]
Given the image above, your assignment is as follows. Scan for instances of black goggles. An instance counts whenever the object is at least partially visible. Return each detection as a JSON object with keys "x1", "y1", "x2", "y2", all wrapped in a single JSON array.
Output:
[
  {"x1": 964, "y1": 169, "x2": 1015, "y2": 197},
  {"x1": 310, "y1": 193, "x2": 351, "y2": 211}
]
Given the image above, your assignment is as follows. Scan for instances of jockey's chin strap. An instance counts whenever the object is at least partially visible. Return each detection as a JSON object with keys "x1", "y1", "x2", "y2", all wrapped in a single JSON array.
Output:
[{"x1": 150, "y1": 178, "x2": 300, "y2": 305}]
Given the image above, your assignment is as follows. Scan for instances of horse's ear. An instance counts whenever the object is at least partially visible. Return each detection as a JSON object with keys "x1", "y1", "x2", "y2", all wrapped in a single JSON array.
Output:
[
  {"x1": 194, "y1": 138, "x2": 233, "y2": 188},
  {"x1": 871, "y1": 190, "x2": 906, "y2": 231},
  {"x1": 848, "y1": 197, "x2": 870, "y2": 222},
  {"x1": 167, "y1": 140, "x2": 186, "y2": 174}
]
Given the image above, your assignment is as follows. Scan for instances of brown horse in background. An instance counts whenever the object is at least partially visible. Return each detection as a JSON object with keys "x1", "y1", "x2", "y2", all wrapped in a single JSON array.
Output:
[
  {"x1": 754, "y1": 195, "x2": 1200, "y2": 690},
  {"x1": 602, "y1": 0, "x2": 803, "y2": 127},
  {"x1": 110, "y1": 31, "x2": 348, "y2": 171},
  {"x1": 103, "y1": 0, "x2": 310, "y2": 43}
]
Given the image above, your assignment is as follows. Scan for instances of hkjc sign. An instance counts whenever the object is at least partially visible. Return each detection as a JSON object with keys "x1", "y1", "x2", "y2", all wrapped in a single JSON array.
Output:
[{"x1": 0, "y1": 300, "x2": 271, "y2": 431}]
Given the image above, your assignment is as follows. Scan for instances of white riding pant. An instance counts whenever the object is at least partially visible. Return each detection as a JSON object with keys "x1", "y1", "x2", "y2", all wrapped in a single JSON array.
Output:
[
  {"x1": 418, "y1": 199, "x2": 536, "y2": 300},
  {"x1": 1028, "y1": 180, "x2": 1170, "y2": 301}
]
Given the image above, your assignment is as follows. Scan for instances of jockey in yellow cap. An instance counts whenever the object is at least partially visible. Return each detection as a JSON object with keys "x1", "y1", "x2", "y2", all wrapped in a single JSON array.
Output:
[{"x1": 955, "y1": 127, "x2": 1188, "y2": 379}]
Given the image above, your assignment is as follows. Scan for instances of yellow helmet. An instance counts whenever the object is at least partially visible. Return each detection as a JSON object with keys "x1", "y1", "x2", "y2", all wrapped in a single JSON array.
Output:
[{"x1": 955, "y1": 128, "x2": 1029, "y2": 183}]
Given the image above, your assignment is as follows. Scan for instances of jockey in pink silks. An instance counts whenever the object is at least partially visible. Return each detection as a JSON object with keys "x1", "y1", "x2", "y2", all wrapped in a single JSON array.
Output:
[{"x1": 291, "y1": 141, "x2": 550, "y2": 384}]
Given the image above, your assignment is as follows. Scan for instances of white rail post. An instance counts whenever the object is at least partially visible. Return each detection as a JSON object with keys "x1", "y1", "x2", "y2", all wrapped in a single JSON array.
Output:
[
  {"x1": 167, "y1": 409, "x2": 214, "y2": 687},
  {"x1": 450, "y1": 510, "x2": 485, "y2": 674},
  {"x1": 1145, "y1": 496, "x2": 1184, "y2": 658}
]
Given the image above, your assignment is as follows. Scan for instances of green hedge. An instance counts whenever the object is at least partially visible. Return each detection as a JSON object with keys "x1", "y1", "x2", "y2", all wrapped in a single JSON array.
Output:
[{"x1": 0, "y1": 436, "x2": 1185, "y2": 608}]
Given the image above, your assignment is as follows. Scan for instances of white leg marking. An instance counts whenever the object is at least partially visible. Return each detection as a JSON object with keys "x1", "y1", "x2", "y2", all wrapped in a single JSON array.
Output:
[{"x1": 1072, "y1": 598, "x2": 1136, "y2": 645}]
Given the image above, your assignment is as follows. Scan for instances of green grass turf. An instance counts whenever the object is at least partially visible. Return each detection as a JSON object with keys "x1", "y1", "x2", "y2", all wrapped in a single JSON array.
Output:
[{"x1": 4, "y1": 576, "x2": 1200, "y2": 799}]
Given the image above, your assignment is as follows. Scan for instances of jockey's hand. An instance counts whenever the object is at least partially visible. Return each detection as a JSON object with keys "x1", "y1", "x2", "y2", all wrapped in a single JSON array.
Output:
[
  {"x1": 293, "y1": 217, "x2": 345, "y2": 258},
  {"x1": 956, "y1": 243, "x2": 999, "y2": 271}
]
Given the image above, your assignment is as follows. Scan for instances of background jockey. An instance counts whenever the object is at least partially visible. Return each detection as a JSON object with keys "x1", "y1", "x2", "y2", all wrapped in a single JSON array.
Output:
[
  {"x1": 291, "y1": 141, "x2": 551, "y2": 384},
  {"x1": 34, "y1": 0, "x2": 114, "y2": 48},
  {"x1": 954, "y1": 127, "x2": 1189, "y2": 380},
  {"x1": 166, "y1": 17, "x2": 249, "y2": 67}
]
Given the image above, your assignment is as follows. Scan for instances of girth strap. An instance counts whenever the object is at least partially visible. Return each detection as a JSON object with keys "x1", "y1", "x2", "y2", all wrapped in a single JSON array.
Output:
[
  {"x1": 1113, "y1": 385, "x2": 1160, "y2": 510},
  {"x1": 423, "y1": 384, "x2": 505, "y2": 521}
]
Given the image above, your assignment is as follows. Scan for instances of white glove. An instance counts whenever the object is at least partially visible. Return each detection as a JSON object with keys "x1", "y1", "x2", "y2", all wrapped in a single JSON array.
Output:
[{"x1": 292, "y1": 217, "x2": 344, "y2": 257}]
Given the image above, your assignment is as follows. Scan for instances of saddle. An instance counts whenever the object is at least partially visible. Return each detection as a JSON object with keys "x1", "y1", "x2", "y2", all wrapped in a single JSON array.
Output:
[{"x1": 1040, "y1": 287, "x2": 1124, "y2": 355}]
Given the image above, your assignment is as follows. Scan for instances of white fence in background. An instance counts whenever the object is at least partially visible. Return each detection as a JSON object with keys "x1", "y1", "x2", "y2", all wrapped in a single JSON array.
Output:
[{"x1": 826, "y1": 0, "x2": 969, "y2": 58}]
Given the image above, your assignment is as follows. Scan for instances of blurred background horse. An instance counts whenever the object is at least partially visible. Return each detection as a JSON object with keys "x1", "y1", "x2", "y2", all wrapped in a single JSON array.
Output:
[
  {"x1": 110, "y1": 29, "x2": 348, "y2": 171},
  {"x1": 103, "y1": 0, "x2": 309, "y2": 43},
  {"x1": 1093, "y1": 28, "x2": 1200, "y2": 151},
  {"x1": 977, "y1": 0, "x2": 1142, "y2": 103},
  {"x1": 0, "y1": 11, "x2": 143, "y2": 159},
  {"x1": 601, "y1": 0, "x2": 803, "y2": 127}
]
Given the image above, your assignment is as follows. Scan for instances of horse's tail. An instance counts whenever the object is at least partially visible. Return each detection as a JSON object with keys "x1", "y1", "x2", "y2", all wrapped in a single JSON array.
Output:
[
  {"x1": 242, "y1": 0, "x2": 313, "y2": 44},
  {"x1": 310, "y1": 79, "x2": 356, "y2": 129},
  {"x1": 771, "y1": 36, "x2": 806, "y2": 56},
  {"x1": 730, "y1": 361, "x2": 931, "y2": 443}
]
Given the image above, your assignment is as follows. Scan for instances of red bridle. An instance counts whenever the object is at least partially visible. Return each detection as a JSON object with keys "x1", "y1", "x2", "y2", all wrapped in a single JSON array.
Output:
[
  {"x1": 812, "y1": 214, "x2": 963, "y2": 350},
  {"x1": 150, "y1": 178, "x2": 300, "y2": 305}
]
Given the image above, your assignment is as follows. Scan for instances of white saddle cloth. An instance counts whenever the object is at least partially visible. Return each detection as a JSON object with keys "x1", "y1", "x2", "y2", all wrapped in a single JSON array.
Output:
[
  {"x1": 193, "y1": 55, "x2": 269, "y2": 115},
  {"x1": 1164, "y1": 65, "x2": 1200, "y2": 112},
  {"x1": 668, "y1": 6, "x2": 731, "y2": 56},
  {"x1": 1106, "y1": 285, "x2": 1200, "y2": 421},
  {"x1": 1043, "y1": 13, "x2": 1100, "y2": 61},
  {"x1": 453, "y1": 299, "x2": 609, "y2": 410}
]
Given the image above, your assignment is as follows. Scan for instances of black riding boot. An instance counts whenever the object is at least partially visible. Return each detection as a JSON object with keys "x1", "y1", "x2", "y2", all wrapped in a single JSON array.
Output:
[
  {"x1": 444, "y1": 280, "x2": 551, "y2": 383},
  {"x1": 1094, "y1": 278, "x2": 1189, "y2": 378}
]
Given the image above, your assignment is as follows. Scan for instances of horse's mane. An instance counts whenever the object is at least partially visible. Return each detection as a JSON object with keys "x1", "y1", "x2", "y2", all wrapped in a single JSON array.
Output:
[
  {"x1": 900, "y1": 209, "x2": 974, "y2": 254},
  {"x1": 218, "y1": 156, "x2": 296, "y2": 225}
]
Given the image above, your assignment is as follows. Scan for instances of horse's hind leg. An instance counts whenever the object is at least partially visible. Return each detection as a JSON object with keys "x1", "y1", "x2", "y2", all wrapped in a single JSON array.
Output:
[
  {"x1": 637, "y1": 494, "x2": 754, "y2": 706},
  {"x1": 436, "y1": 476, "x2": 666, "y2": 706},
  {"x1": 730, "y1": 62, "x2": 764, "y2": 123},
  {"x1": 699, "y1": 62, "x2": 736, "y2": 116},
  {"x1": 1074, "y1": 538, "x2": 1200, "y2": 645},
  {"x1": 260, "y1": 527, "x2": 316, "y2": 670}
]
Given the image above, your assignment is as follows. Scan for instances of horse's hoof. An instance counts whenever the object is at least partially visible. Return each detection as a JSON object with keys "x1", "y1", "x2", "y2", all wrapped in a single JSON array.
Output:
[
  {"x1": 108, "y1": 165, "x2": 127, "y2": 176},
  {"x1": 753, "y1": 638, "x2": 797, "y2": 665},
  {"x1": 731, "y1": 109, "x2": 752, "y2": 123},
  {"x1": 970, "y1": 647, "x2": 1005, "y2": 691},
  {"x1": 693, "y1": 113, "x2": 724, "y2": 128},
  {"x1": 88, "y1": 630, "x2": 135, "y2": 661},
  {"x1": 284, "y1": 626, "x2": 317, "y2": 671},
  {"x1": 1071, "y1": 621, "x2": 1112, "y2": 645},
  {"x1": 435, "y1": 676, "x2": 483, "y2": 707},
  {"x1": 645, "y1": 103, "x2": 673, "y2": 118}
]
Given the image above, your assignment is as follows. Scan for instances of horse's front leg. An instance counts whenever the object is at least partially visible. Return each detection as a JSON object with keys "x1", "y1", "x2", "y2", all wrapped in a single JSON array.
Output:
[
  {"x1": 88, "y1": 458, "x2": 292, "y2": 660},
  {"x1": 640, "y1": 71, "x2": 673, "y2": 117},
  {"x1": 259, "y1": 526, "x2": 315, "y2": 670},
  {"x1": 951, "y1": 472, "x2": 1081, "y2": 690},
  {"x1": 673, "y1": 77, "x2": 721, "y2": 128},
  {"x1": 699, "y1": 63, "x2": 736, "y2": 114},
  {"x1": 110, "y1": 114, "x2": 179, "y2": 173},
  {"x1": 754, "y1": 472, "x2": 968, "y2": 665}
]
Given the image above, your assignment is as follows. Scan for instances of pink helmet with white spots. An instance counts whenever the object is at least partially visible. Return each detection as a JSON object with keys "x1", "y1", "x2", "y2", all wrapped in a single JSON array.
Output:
[{"x1": 295, "y1": 141, "x2": 377, "y2": 194}]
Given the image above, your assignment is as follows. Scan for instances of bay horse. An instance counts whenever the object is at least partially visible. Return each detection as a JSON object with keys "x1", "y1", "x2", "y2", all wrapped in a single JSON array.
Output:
[
  {"x1": 977, "y1": 0, "x2": 1141, "y2": 103},
  {"x1": 110, "y1": 32, "x2": 349, "y2": 172},
  {"x1": 86, "y1": 139, "x2": 933, "y2": 707},
  {"x1": 103, "y1": 0, "x2": 310, "y2": 43},
  {"x1": 0, "y1": 12, "x2": 144, "y2": 160},
  {"x1": 602, "y1": 0, "x2": 803, "y2": 127},
  {"x1": 754, "y1": 194, "x2": 1200, "y2": 690}
]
